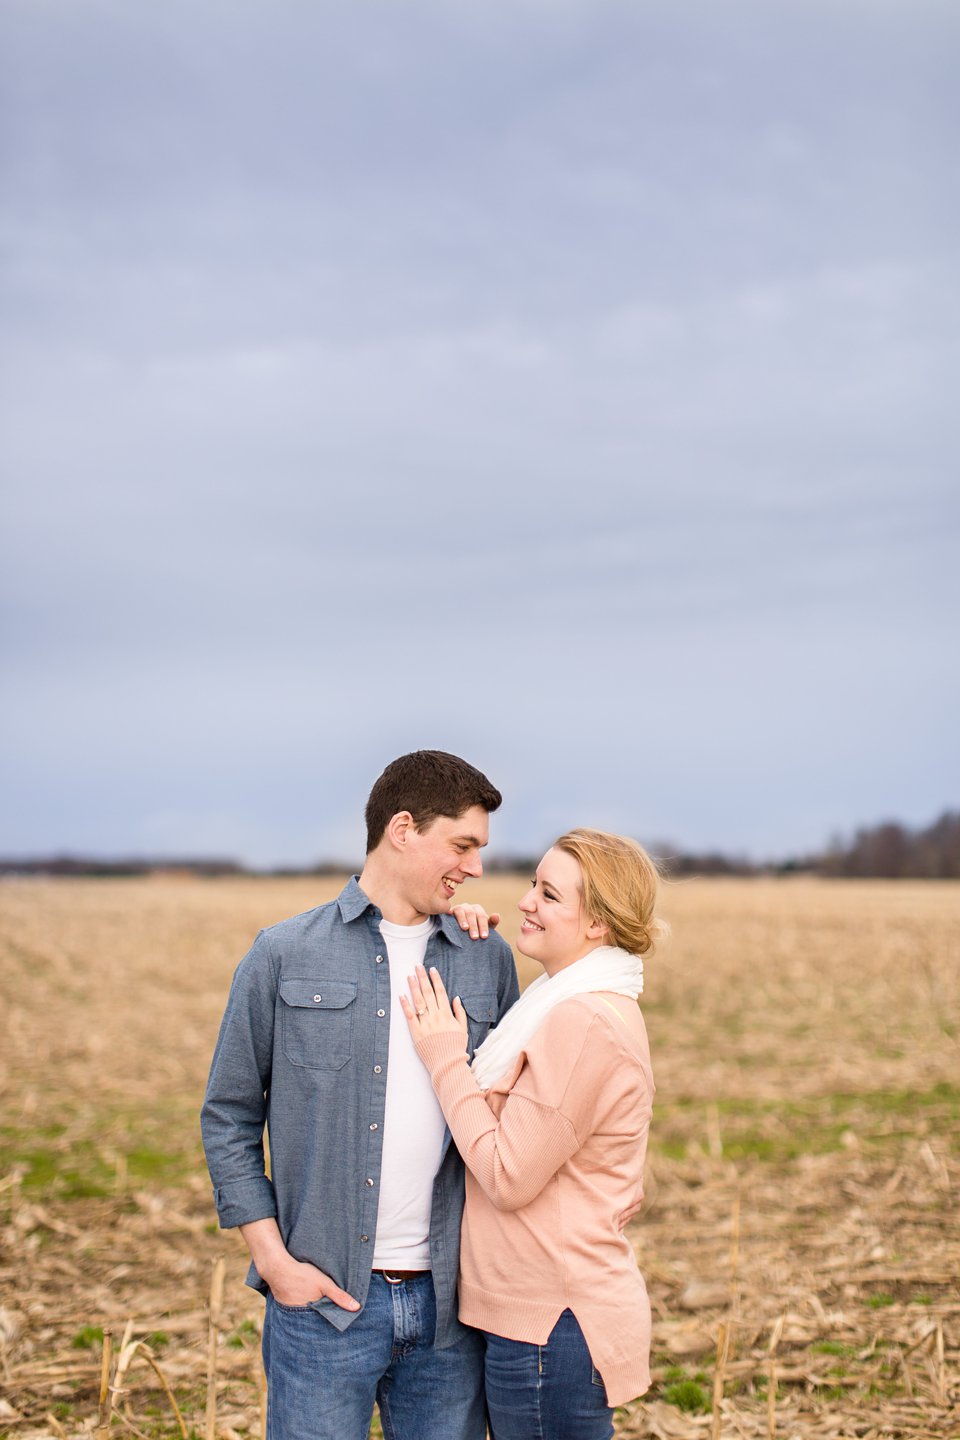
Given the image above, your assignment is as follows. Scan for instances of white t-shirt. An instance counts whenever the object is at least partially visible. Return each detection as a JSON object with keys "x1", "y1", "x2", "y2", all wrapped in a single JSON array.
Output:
[{"x1": 372, "y1": 917, "x2": 448, "y2": 1270}]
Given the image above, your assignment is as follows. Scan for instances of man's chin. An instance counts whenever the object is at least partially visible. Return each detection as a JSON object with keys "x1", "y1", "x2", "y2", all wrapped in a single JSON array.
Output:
[{"x1": 417, "y1": 892, "x2": 450, "y2": 917}]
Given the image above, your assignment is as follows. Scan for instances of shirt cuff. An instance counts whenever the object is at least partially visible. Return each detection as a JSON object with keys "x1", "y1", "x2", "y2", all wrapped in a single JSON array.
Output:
[{"x1": 213, "y1": 1176, "x2": 278, "y2": 1229}]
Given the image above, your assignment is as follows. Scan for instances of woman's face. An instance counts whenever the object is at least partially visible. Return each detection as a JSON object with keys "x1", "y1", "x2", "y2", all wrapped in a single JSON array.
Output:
[{"x1": 516, "y1": 846, "x2": 604, "y2": 975}]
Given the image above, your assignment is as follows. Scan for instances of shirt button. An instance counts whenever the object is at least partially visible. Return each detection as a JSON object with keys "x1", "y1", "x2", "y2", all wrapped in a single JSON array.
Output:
[
  {"x1": 373, "y1": 1065, "x2": 382, "y2": 1074},
  {"x1": 365, "y1": 1178, "x2": 374, "y2": 1187},
  {"x1": 376, "y1": 955, "x2": 384, "y2": 964},
  {"x1": 313, "y1": 994, "x2": 322, "y2": 1003},
  {"x1": 369, "y1": 1123, "x2": 378, "y2": 1131},
  {"x1": 377, "y1": 1009, "x2": 385, "y2": 1017},
  {"x1": 361, "y1": 1234, "x2": 369, "y2": 1243}
]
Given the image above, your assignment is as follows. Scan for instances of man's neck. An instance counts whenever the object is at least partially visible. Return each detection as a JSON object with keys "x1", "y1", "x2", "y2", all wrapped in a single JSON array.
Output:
[{"x1": 357, "y1": 858, "x2": 431, "y2": 927}]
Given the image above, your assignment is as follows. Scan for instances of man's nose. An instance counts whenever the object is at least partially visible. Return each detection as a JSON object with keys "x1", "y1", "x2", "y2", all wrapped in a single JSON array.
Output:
[{"x1": 463, "y1": 851, "x2": 483, "y2": 878}]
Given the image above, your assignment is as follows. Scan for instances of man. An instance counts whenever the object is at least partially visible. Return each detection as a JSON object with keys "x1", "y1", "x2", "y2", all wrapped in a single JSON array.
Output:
[{"x1": 201, "y1": 750, "x2": 519, "y2": 1440}]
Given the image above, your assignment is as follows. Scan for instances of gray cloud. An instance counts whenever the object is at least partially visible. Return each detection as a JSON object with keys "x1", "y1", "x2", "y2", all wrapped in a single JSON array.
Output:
[{"x1": 2, "y1": 0, "x2": 957, "y2": 864}]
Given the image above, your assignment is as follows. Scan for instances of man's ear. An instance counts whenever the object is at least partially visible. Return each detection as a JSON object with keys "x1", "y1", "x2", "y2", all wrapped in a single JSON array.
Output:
[{"x1": 385, "y1": 811, "x2": 415, "y2": 851}]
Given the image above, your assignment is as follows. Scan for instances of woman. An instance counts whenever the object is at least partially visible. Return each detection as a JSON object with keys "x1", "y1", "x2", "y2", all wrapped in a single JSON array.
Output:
[{"x1": 400, "y1": 828, "x2": 664, "y2": 1440}]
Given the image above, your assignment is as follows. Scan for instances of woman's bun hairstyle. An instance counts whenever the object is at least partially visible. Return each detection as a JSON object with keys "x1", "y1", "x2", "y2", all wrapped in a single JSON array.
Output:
[{"x1": 553, "y1": 828, "x2": 668, "y2": 957}]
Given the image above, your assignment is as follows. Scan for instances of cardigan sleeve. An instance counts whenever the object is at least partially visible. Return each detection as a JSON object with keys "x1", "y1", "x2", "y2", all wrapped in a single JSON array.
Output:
[{"x1": 414, "y1": 1001, "x2": 627, "y2": 1212}]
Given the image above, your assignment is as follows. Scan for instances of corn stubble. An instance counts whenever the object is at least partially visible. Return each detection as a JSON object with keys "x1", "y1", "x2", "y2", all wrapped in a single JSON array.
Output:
[{"x1": 1, "y1": 874, "x2": 958, "y2": 1437}]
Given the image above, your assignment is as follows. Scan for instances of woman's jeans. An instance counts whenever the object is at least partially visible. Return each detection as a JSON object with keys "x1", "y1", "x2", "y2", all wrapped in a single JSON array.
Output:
[
  {"x1": 262, "y1": 1274, "x2": 485, "y2": 1440},
  {"x1": 483, "y1": 1309, "x2": 614, "y2": 1440}
]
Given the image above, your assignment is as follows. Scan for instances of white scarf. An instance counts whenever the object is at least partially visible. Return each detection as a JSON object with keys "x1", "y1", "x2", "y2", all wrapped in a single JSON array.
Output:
[{"x1": 470, "y1": 945, "x2": 644, "y2": 1092}]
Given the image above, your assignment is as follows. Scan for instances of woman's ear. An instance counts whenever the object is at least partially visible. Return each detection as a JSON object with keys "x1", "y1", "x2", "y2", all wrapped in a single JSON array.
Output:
[{"x1": 586, "y1": 917, "x2": 609, "y2": 941}]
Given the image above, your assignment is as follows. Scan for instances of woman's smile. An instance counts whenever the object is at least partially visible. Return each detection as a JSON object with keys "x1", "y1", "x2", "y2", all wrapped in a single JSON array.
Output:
[{"x1": 516, "y1": 846, "x2": 607, "y2": 974}]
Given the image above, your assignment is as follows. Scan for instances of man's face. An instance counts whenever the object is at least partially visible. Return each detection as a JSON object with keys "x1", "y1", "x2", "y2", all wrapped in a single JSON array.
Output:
[{"x1": 402, "y1": 805, "x2": 489, "y2": 915}]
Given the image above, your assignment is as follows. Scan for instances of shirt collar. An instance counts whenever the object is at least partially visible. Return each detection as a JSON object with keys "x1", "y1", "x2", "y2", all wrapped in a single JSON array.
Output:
[
  {"x1": 436, "y1": 912, "x2": 465, "y2": 947},
  {"x1": 336, "y1": 876, "x2": 464, "y2": 947}
]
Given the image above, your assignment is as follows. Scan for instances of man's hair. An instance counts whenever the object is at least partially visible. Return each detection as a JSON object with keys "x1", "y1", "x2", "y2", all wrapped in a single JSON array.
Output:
[{"x1": 364, "y1": 750, "x2": 502, "y2": 853}]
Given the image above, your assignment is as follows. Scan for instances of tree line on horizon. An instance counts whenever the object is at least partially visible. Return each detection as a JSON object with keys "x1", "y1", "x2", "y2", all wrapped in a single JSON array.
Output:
[
  {"x1": 2, "y1": 811, "x2": 958, "y2": 881},
  {"x1": 653, "y1": 809, "x2": 960, "y2": 880}
]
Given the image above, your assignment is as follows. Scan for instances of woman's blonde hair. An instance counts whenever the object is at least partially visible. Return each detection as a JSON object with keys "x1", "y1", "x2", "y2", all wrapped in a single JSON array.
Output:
[{"x1": 554, "y1": 828, "x2": 667, "y2": 957}]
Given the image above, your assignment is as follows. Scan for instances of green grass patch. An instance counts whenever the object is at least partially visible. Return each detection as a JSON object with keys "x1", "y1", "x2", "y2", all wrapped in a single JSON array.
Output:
[
  {"x1": 865, "y1": 1293, "x2": 895, "y2": 1309},
  {"x1": 662, "y1": 1378, "x2": 710, "y2": 1413},
  {"x1": 661, "y1": 1364, "x2": 709, "y2": 1385},
  {"x1": 867, "y1": 1378, "x2": 900, "y2": 1398},
  {"x1": 813, "y1": 1383, "x2": 848, "y2": 1402},
  {"x1": 657, "y1": 1364, "x2": 712, "y2": 1414},
  {"x1": 1, "y1": 1137, "x2": 190, "y2": 1198},
  {"x1": 71, "y1": 1325, "x2": 104, "y2": 1350},
  {"x1": 0, "y1": 1101, "x2": 203, "y2": 1201},
  {"x1": 653, "y1": 1137, "x2": 689, "y2": 1161},
  {"x1": 649, "y1": 1083, "x2": 960, "y2": 1163},
  {"x1": 227, "y1": 1319, "x2": 259, "y2": 1349},
  {"x1": 813, "y1": 1340, "x2": 858, "y2": 1357}
]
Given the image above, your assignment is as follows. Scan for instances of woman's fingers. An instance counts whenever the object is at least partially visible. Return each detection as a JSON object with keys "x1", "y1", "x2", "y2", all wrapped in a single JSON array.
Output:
[
  {"x1": 407, "y1": 970, "x2": 430, "y2": 1012},
  {"x1": 414, "y1": 964, "x2": 449, "y2": 1012},
  {"x1": 403, "y1": 968, "x2": 465, "y2": 1040},
  {"x1": 427, "y1": 966, "x2": 450, "y2": 1007},
  {"x1": 449, "y1": 903, "x2": 501, "y2": 938}
]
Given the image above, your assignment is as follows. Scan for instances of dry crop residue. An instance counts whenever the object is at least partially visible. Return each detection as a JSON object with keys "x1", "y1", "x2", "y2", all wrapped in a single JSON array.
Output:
[{"x1": 1, "y1": 876, "x2": 958, "y2": 1438}]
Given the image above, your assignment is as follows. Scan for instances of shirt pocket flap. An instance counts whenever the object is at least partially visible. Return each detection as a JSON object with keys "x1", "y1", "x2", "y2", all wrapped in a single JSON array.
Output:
[
  {"x1": 279, "y1": 978, "x2": 358, "y2": 1010},
  {"x1": 458, "y1": 992, "x2": 498, "y2": 1023}
]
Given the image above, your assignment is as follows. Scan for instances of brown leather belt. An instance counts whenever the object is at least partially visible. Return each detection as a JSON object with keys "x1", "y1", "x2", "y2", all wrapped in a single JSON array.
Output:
[{"x1": 372, "y1": 1268, "x2": 430, "y2": 1285}]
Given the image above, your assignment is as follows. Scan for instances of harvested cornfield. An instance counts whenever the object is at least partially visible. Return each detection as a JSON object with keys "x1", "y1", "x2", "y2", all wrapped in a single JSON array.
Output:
[{"x1": 1, "y1": 875, "x2": 958, "y2": 1438}]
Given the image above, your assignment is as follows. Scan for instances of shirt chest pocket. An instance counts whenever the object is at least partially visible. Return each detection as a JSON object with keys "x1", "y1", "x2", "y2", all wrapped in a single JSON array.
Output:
[
  {"x1": 459, "y1": 992, "x2": 498, "y2": 1055},
  {"x1": 279, "y1": 978, "x2": 358, "y2": 1070}
]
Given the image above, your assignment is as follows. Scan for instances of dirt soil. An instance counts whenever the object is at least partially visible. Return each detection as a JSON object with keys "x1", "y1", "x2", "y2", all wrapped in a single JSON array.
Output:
[{"x1": 1, "y1": 875, "x2": 958, "y2": 1439}]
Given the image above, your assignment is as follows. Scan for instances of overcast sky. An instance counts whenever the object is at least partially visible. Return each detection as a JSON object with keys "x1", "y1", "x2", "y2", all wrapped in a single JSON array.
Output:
[{"x1": 2, "y1": 0, "x2": 957, "y2": 867}]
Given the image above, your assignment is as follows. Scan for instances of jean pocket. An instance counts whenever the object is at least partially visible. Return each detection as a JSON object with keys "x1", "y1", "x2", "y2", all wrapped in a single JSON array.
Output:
[
  {"x1": 279, "y1": 977, "x2": 357, "y2": 1069},
  {"x1": 591, "y1": 1364, "x2": 605, "y2": 1390},
  {"x1": 269, "y1": 1294, "x2": 316, "y2": 1315}
]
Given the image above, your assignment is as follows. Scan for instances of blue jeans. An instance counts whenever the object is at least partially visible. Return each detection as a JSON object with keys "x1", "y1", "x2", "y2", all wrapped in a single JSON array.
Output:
[
  {"x1": 483, "y1": 1310, "x2": 614, "y2": 1440},
  {"x1": 262, "y1": 1274, "x2": 485, "y2": 1440}
]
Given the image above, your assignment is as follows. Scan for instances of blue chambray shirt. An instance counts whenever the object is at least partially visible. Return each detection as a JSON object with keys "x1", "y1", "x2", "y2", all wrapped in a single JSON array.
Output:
[{"x1": 201, "y1": 877, "x2": 519, "y2": 1348}]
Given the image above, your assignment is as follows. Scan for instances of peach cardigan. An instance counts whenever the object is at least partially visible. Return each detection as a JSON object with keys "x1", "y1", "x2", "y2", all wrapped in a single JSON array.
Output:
[{"x1": 414, "y1": 993, "x2": 654, "y2": 1406}]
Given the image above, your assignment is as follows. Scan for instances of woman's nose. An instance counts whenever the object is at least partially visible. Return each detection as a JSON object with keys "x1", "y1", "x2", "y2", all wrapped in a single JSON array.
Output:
[{"x1": 518, "y1": 888, "x2": 535, "y2": 913}]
